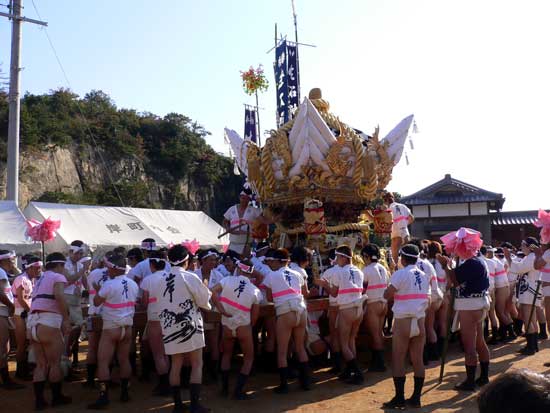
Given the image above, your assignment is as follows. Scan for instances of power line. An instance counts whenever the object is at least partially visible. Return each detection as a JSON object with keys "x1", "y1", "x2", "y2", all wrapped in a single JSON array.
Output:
[{"x1": 30, "y1": 0, "x2": 126, "y2": 207}]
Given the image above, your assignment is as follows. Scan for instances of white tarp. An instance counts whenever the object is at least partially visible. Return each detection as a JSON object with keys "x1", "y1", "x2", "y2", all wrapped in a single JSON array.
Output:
[
  {"x1": 128, "y1": 207, "x2": 228, "y2": 249},
  {"x1": 23, "y1": 202, "x2": 228, "y2": 254},
  {"x1": 0, "y1": 200, "x2": 40, "y2": 253}
]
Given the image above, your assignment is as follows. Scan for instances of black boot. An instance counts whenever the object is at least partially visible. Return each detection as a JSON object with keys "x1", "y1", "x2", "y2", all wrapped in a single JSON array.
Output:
[
  {"x1": 406, "y1": 376, "x2": 424, "y2": 408},
  {"x1": 539, "y1": 323, "x2": 548, "y2": 340},
  {"x1": 262, "y1": 352, "x2": 276, "y2": 373},
  {"x1": 513, "y1": 318, "x2": 524, "y2": 336},
  {"x1": 518, "y1": 333, "x2": 536, "y2": 356},
  {"x1": 153, "y1": 373, "x2": 170, "y2": 396},
  {"x1": 329, "y1": 352, "x2": 342, "y2": 373},
  {"x1": 190, "y1": 383, "x2": 210, "y2": 413},
  {"x1": 423, "y1": 344, "x2": 430, "y2": 366},
  {"x1": 274, "y1": 367, "x2": 289, "y2": 394},
  {"x1": 120, "y1": 378, "x2": 130, "y2": 402},
  {"x1": 428, "y1": 341, "x2": 440, "y2": 361},
  {"x1": 83, "y1": 363, "x2": 97, "y2": 388},
  {"x1": 498, "y1": 325, "x2": 511, "y2": 342},
  {"x1": 483, "y1": 320, "x2": 489, "y2": 338},
  {"x1": 345, "y1": 359, "x2": 364, "y2": 385},
  {"x1": 487, "y1": 329, "x2": 500, "y2": 345},
  {"x1": 221, "y1": 369, "x2": 230, "y2": 397},
  {"x1": 88, "y1": 381, "x2": 109, "y2": 409},
  {"x1": 476, "y1": 361, "x2": 489, "y2": 386},
  {"x1": 338, "y1": 361, "x2": 352, "y2": 381},
  {"x1": 180, "y1": 366, "x2": 191, "y2": 389},
  {"x1": 71, "y1": 341, "x2": 79, "y2": 367},
  {"x1": 368, "y1": 350, "x2": 386, "y2": 372},
  {"x1": 15, "y1": 360, "x2": 32, "y2": 381},
  {"x1": 437, "y1": 336, "x2": 445, "y2": 355},
  {"x1": 172, "y1": 385, "x2": 184, "y2": 412},
  {"x1": 139, "y1": 353, "x2": 153, "y2": 382},
  {"x1": 455, "y1": 365, "x2": 476, "y2": 391},
  {"x1": 233, "y1": 373, "x2": 252, "y2": 400},
  {"x1": 383, "y1": 377, "x2": 406, "y2": 409},
  {"x1": 0, "y1": 367, "x2": 25, "y2": 390},
  {"x1": 129, "y1": 352, "x2": 137, "y2": 376},
  {"x1": 51, "y1": 380, "x2": 72, "y2": 406},
  {"x1": 506, "y1": 323, "x2": 517, "y2": 340},
  {"x1": 33, "y1": 381, "x2": 48, "y2": 411},
  {"x1": 205, "y1": 356, "x2": 218, "y2": 383},
  {"x1": 298, "y1": 362, "x2": 312, "y2": 390}
]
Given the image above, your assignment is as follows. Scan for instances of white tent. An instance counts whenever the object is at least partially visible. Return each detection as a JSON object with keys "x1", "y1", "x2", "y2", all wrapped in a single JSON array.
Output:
[
  {"x1": 128, "y1": 207, "x2": 228, "y2": 249},
  {"x1": 23, "y1": 202, "x2": 228, "y2": 254},
  {"x1": 0, "y1": 200, "x2": 40, "y2": 253}
]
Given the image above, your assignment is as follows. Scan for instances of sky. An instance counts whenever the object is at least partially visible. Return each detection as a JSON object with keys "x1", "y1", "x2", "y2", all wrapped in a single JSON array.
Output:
[{"x1": 1, "y1": 0, "x2": 549, "y2": 211}]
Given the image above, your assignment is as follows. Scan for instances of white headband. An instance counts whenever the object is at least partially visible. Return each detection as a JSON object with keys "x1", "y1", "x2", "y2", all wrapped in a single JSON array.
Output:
[
  {"x1": 26, "y1": 260, "x2": 43, "y2": 268},
  {"x1": 170, "y1": 255, "x2": 189, "y2": 266},
  {"x1": 263, "y1": 256, "x2": 275, "y2": 262},
  {"x1": 0, "y1": 252, "x2": 15, "y2": 260},
  {"x1": 335, "y1": 251, "x2": 353, "y2": 259},
  {"x1": 141, "y1": 241, "x2": 157, "y2": 251},
  {"x1": 46, "y1": 260, "x2": 66, "y2": 265},
  {"x1": 103, "y1": 257, "x2": 126, "y2": 271},
  {"x1": 69, "y1": 245, "x2": 84, "y2": 253},
  {"x1": 255, "y1": 245, "x2": 269, "y2": 253},
  {"x1": 201, "y1": 251, "x2": 218, "y2": 260},
  {"x1": 399, "y1": 249, "x2": 419, "y2": 258},
  {"x1": 149, "y1": 257, "x2": 166, "y2": 263}
]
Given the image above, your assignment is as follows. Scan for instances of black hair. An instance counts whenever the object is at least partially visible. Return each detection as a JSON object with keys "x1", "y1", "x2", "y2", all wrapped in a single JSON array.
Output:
[
  {"x1": 127, "y1": 248, "x2": 144, "y2": 262},
  {"x1": 70, "y1": 240, "x2": 84, "y2": 247},
  {"x1": 45, "y1": 252, "x2": 67, "y2": 270},
  {"x1": 108, "y1": 253, "x2": 127, "y2": 270},
  {"x1": 113, "y1": 246, "x2": 127, "y2": 255},
  {"x1": 524, "y1": 237, "x2": 540, "y2": 249},
  {"x1": 198, "y1": 248, "x2": 219, "y2": 263},
  {"x1": 168, "y1": 245, "x2": 189, "y2": 267},
  {"x1": 0, "y1": 249, "x2": 10, "y2": 259},
  {"x1": 361, "y1": 244, "x2": 380, "y2": 262},
  {"x1": 291, "y1": 246, "x2": 310, "y2": 265},
  {"x1": 142, "y1": 238, "x2": 155, "y2": 243},
  {"x1": 477, "y1": 369, "x2": 550, "y2": 413},
  {"x1": 273, "y1": 248, "x2": 290, "y2": 261},
  {"x1": 336, "y1": 245, "x2": 352, "y2": 260},
  {"x1": 256, "y1": 241, "x2": 270, "y2": 250},
  {"x1": 480, "y1": 245, "x2": 488, "y2": 255},
  {"x1": 408, "y1": 238, "x2": 427, "y2": 254},
  {"x1": 426, "y1": 241, "x2": 443, "y2": 259},
  {"x1": 22, "y1": 254, "x2": 41, "y2": 270},
  {"x1": 223, "y1": 249, "x2": 240, "y2": 263},
  {"x1": 148, "y1": 250, "x2": 166, "y2": 271},
  {"x1": 501, "y1": 241, "x2": 514, "y2": 249},
  {"x1": 400, "y1": 244, "x2": 419, "y2": 266}
]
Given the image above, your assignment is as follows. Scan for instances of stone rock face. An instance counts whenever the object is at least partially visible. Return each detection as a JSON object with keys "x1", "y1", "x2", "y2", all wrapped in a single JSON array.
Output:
[{"x1": 0, "y1": 144, "x2": 235, "y2": 220}]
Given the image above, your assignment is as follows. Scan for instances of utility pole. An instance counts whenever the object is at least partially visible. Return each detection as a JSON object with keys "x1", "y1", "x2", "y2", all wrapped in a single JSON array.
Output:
[{"x1": 0, "y1": 0, "x2": 47, "y2": 204}]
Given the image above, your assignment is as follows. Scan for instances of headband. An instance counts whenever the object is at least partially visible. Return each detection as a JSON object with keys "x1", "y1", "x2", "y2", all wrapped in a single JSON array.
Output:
[
  {"x1": 399, "y1": 249, "x2": 419, "y2": 258},
  {"x1": 335, "y1": 251, "x2": 353, "y2": 259},
  {"x1": 69, "y1": 245, "x2": 84, "y2": 253},
  {"x1": 26, "y1": 261, "x2": 43, "y2": 268},
  {"x1": 46, "y1": 260, "x2": 66, "y2": 265},
  {"x1": 237, "y1": 261, "x2": 254, "y2": 274},
  {"x1": 103, "y1": 257, "x2": 126, "y2": 271},
  {"x1": 0, "y1": 251, "x2": 15, "y2": 260},
  {"x1": 240, "y1": 191, "x2": 250, "y2": 197},
  {"x1": 263, "y1": 256, "x2": 275, "y2": 262},
  {"x1": 170, "y1": 255, "x2": 189, "y2": 266},
  {"x1": 201, "y1": 251, "x2": 218, "y2": 260},
  {"x1": 141, "y1": 241, "x2": 157, "y2": 251},
  {"x1": 149, "y1": 257, "x2": 166, "y2": 263},
  {"x1": 255, "y1": 245, "x2": 269, "y2": 253}
]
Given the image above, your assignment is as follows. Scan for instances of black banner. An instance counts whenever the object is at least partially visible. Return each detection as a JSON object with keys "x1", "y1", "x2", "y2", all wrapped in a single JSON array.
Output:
[
  {"x1": 275, "y1": 40, "x2": 289, "y2": 127},
  {"x1": 244, "y1": 107, "x2": 257, "y2": 143},
  {"x1": 286, "y1": 42, "x2": 299, "y2": 118}
]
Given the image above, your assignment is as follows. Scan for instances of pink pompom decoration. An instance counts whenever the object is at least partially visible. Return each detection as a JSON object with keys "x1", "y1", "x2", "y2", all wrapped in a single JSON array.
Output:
[
  {"x1": 222, "y1": 244, "x2": 229, "y2": 253},
  {"x1": 26, "y1": 217, "x2": 61, "y2": 242},
  {"x1": 182, "y1": 239, "x2": 200, "y2": 255},
  {"x1": 534, "y1": 209, "x2": 550, "y2": 244},
  {"x1": 440, "y1": 227, "x2": 483, "y2": 260}
]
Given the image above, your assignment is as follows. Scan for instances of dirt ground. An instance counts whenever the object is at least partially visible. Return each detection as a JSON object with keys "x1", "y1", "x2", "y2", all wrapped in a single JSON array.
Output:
[{"x1": 4, "y1": 337, "x2": 550, "y2": 413}]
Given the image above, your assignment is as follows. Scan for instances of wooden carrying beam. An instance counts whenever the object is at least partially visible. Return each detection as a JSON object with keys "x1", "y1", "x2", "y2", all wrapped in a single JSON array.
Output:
[{"x1": 91, "y1": 298, "x2": 329, "y2": 331}]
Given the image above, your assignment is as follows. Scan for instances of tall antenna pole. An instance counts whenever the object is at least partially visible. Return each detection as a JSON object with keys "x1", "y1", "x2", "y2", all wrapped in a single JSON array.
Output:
[{"x1": 1, "y1": 0, "x2": 47, "y2": 204}]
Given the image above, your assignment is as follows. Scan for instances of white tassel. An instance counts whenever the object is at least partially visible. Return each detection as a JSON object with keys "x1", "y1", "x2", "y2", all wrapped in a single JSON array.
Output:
[
  {"x1": 405, "y1": 152, "x2": 410, "y2": 166},
  {"x1": 409, "y1": 138, "x2": 414, "y2": 150},
  {"x1": 233, "y1": 160, "x2": 240, "y2": 175},
  {"x1": 412, "y1": 121, "x2": 419, "y2": 134}
]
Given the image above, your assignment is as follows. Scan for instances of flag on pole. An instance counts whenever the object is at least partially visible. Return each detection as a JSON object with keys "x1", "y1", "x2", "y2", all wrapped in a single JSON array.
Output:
[
  {"x1": 275, "y1": 40, "x2": 289, "y2": 127},
  {"x1": 287, "y1": 42, "x2": 300, "y2": 118},
  {"x1": 244, "y1": 107, "x2": 258, "y2": 143}
]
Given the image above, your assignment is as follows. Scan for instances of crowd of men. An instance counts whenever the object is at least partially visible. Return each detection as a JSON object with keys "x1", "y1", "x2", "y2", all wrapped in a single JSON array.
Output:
[{"x1": 0, "y1": 196, "x2": 549, "y2": 412}]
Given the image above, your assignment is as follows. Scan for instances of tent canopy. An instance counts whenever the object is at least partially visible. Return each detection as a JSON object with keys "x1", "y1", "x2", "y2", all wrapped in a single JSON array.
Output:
[
  {"x1": 23, "y1": 202, "x2": 228, "y2": 254},
  {"x1": 0, "y1": 200, "x2": 40, "y2": 253}
]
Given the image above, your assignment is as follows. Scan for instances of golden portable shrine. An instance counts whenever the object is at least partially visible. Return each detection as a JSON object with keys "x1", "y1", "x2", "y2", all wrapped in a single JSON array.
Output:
[{"x1": 225, "y1": 88, "x2": 414, "y2": 260}]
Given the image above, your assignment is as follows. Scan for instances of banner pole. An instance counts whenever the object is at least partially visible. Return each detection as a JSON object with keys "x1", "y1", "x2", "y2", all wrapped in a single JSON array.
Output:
[{"x1": 255, "y1": 91, "x2": 261, "y2": 147}]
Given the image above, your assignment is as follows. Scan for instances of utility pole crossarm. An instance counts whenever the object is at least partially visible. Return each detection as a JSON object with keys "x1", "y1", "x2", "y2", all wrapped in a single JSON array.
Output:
[{"x1": 0, "y1": 11, "x2": 47, "y2": 26}]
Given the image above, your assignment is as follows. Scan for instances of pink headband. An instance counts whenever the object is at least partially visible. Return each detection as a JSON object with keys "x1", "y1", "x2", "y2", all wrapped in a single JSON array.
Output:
[
  {"x1": 26, "y1": 261, "x2": 43, "y2": 268},
  {"x1": 0, "y1": 251, "x2": 15, "y2": 260},
  {"x1": 103, "y1": 257, "x2": 126, "y2": 271}
]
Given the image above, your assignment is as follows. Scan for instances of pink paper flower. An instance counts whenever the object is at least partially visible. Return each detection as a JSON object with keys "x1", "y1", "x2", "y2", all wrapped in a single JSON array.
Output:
[
  {"x1": 26, "y1": 217, "x2": 61, "y2": 242},
  {"x1": 222, "y1": 244, "x2": 229, "y2": 253},
  {"x1": 182, "y1": 239, "x2": 200, "y2": 255},
  {"x1": 440, "y1": 227, "x2": 483, "y2": 260},
  {"x1": 534, "y1": 209, "x2": 550, "y2": 244}
]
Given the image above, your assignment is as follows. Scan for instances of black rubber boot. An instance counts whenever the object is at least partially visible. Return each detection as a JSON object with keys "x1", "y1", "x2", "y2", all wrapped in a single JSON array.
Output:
[
  {"x1": 298, "y1": 362, "x2": 312, "y2": 390},
  {"x1": 383, "y1": 377, "x2": 406, "y2": 409},
  {"x1": 513, "y1": 318, "x2": 524, "y2": 336},
  {"x1": 518, "y1": 333, "x2": 536, "y2": 356},
  {"x1": 539, "y1": 323, "x2": 548, "y2": 340},
  {"x1": 487, "y1": 329, "x2": 500, "y2": 345},
  {"x1": 129, "y1": 352, "x2": 137, "y2": 376},
  {"x1": 428, "y1": 341, "x2": 439, "y2": 361},
  {"x1": 205, "y1": 356, "x2": 218, "y2": 383},
  {"x1": 345, "y1": 359, "x2": 364, "y2": 385},
  {"x1": 172, "y1": 385, "x2": 184, "y2": 413},
  {"x1": 71, "y1": 341, "x2": 79, "y2": 367},
  {"x1": 506, "y1": 323, "x2": 517, "y2": 339},
  {"x1": 476, "y1": 361, "x2": 489, "y2": 386},
  {"x1": 16, "y1": 360, "x2": 32, "y2": 381},
  {"x1": 437, "y1": 336, "x2": 445, "y2": 355},
  {"x1": 406, "y1": 376, "x2": 424, "y2": 408},
  {"x1": 338, "y1": 361, "x2": 352, "y2": 381},
  {"x1": 274, "y1": 367, "x2": 289, "y2": 394},
  {"x1": 455, "y1": 365, "x2": 476, "y2": 391},
  {"x1": 180, "y1": 366, "x2": 191, "y2": 389},
  {"x1": 51, "y1": 380, "x2": 72, "y2": 406},
  {"x1": 483, "y1": 320, "x2": 489, "y2": 338},
  {"x1": 262, "y1": 352, "x2": 276, "y2": 373},
  {"x1": 221, "y1": 369, "x2": 230, "y2": 397},
  {"x1": 368, "y1": 350, "x2": 386, "y2": 372},
  {"x1": 139, "y1": 353, "x2": 153, "y2": 382},
  {"x1": 88, "y1": 381, "x2": 109, "y2": 409},
  {"x1": 329, "y1": 351, "x2": 342, "y2": 373},
  {"x1": 33, "y1": 381, "x2": 48, "y2": 411},
  {"x1": 153, "y1": 373, "x2": 170, "y2": 396},
  {"x1": 190, "y1": 383, "x2": 210, "y2": 413},
  {"x1": 83, "y1": 363, "x2": 97, "y2": 388},
  {"x1": 120, "y1": 378, "x2": 130, "y2": 402},
  {"x1": 233, "y1": 373, "x2": 252, "y2": 400},
  {"x1": 0, "y1": 367, "x2": 25, "y2": 390}
]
